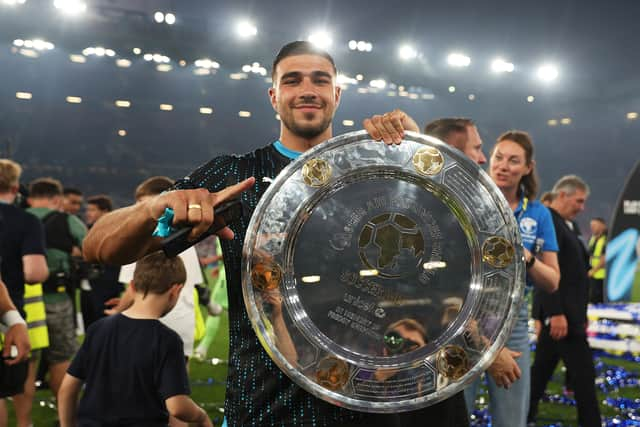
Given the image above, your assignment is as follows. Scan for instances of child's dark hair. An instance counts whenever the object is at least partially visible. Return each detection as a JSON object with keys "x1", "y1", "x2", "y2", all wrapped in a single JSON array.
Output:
[{"x1": 132, "y1": 251, "x2": 186, "y2": 298}]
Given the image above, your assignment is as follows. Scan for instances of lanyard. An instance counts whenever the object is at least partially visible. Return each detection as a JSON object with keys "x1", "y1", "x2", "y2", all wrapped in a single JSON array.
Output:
[{"x1": 515, "y1": 197, "x2": 529, "y2": 223}]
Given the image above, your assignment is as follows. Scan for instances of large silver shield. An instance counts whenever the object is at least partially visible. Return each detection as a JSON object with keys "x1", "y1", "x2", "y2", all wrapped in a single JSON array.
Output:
[{"x1": 242, "y1": 131, "x2": 524, "y2": 413}]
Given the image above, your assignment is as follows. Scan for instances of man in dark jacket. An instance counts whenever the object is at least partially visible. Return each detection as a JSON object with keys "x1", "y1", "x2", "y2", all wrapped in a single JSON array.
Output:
[{"x1": 528, "y1": 175, "x2": 601, "y2": 427}]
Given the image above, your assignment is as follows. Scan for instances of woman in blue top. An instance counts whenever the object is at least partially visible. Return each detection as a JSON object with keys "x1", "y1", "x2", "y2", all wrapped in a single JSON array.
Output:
[{"x1": 464, "y1": 130, "x2": 560, "y2": 427}]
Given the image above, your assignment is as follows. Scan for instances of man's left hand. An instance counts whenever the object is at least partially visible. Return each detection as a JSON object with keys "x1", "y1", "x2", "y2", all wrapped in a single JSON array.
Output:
[
  {"x1": 3, "y1": 323, "x2": 30, "y2": 365},
  {"x1": 363, "y1": 109, "x2": 419, "y2": 145}
]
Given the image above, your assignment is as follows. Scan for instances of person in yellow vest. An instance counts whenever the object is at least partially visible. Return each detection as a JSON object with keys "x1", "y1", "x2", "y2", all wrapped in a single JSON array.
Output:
[{"x1": 588, "y1": 217, "x2": 607, "y2": 303}]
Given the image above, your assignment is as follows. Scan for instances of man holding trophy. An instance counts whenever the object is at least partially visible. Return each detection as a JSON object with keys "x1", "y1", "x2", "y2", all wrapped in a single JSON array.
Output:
[{"x1": 83, "y1": 41, "x2": 515, "y2": 426}]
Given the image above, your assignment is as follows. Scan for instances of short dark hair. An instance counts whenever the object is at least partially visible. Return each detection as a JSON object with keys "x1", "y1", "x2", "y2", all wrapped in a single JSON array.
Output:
[
  {"x1": 272, "y1": 41, "x2": 337, "y2": 80},
  {"x1": 424, "y1": 118, "x2": 475, "y2": 150},
  {"x1": 63, "y1": 187, "x2": 83, "y2": 197},
  {"x1": 29, "y1": 177, "x2": 63, "y2": 198},
  {"x1": 135, "y1": 176, "x2": 174, "y2": 200},
  {"x1": 86, "y1": 195, "x2": 113, "y2": 212},
  {"x1": 592, "y1": 217, "x2": 606, "y2": 224},
  {"x1": 133, "y1": 251, "x2": 186, "y2": 298}
]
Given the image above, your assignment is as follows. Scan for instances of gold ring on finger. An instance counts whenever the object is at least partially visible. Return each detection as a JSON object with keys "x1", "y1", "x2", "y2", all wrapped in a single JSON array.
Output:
[{"x1": 188, "y1": 204, "x2": 203, "y2": 210}]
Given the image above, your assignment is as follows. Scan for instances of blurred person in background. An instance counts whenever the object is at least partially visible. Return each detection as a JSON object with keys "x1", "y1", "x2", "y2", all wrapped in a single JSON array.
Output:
[
  {"x1": 27, "y1": 178, "x2": 86, "y2": 403},
  {"x1": 0, "y1": 159, "x2": 48, "y2": 427},
  {"x1": 79, "y1": 195, "x2": 121, "y2": 329},
  {"x1": 62, "y1": 188, "x2": 83, "y2": 218},
  {"x1": 587, "y1": 216, "x2": 608, "y2": 303},
  {"x1": 464, "y1": 131, "x2": 560, "y2": 427},
  {"x1": 528, "y1": 175, "x2": 601, "y2": 427}
]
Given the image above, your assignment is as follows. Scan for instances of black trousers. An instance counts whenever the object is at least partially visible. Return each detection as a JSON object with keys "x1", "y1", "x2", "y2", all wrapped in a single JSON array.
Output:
[
  {"x1": 589, "y1": 278, "x2": 604, "y2": 304},
  {"x1": 528, "y1": 328, "x2": 600, "y2": 427},
  {"x1": 340, "y1": 391, "x2": 469, "y2": 427}
]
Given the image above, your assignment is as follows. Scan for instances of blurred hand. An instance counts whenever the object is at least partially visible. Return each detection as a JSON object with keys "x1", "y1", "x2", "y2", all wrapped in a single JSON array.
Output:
[
  {"x1": 103, "y1": 297, "x2": 121, "y2": 316},
  {"x1": 549, "y1": 314, "x2": 568, "y2": 340},
  {"x1": 487, "y1": 347, "x2": 522, "y2": 388},
  {"x1": 3, "y1": 323, "x2": 30, "y2": 365},
  {"x1": 363, "y1": 109, "x2": 419, "y2": 145},
  {"x1": 210, "y1": 267, "x2": 220, "y2": 279},
  {"x1": 534, "y1": 319, "x2": 542, "y2": 338}
]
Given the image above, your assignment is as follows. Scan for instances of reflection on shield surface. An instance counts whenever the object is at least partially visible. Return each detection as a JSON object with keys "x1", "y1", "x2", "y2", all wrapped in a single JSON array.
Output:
[{"x1": 242, "y1": 131, "x2": 524, "y2": 413}]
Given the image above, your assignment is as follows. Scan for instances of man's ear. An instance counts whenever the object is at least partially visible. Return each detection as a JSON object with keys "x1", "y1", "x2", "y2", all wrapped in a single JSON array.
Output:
[
  {"x1": 268, "y1": 86, "x2": 277, "y2": 111},
  {"x1": 334, "y1": 84, "x2": 342, "y2": 107}
]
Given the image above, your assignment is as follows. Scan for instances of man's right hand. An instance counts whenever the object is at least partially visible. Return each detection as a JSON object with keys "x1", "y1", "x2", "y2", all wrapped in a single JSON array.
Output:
[
  {"x1": 146, "y1": 178, "x2": 255, "y2": 241},
  {"x1": 549, "y1": 314, "x2": 568, "y2": 340}
]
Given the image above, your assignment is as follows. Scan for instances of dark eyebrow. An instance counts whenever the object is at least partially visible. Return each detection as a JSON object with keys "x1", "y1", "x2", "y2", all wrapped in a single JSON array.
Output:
[
  {"x1": 279, "y1": 70, "x2": 333, "y2": 82},
  {"x1": 280, "y1": 71, "x2": 302, "y2": 81},
  {"x1": 312, "y1": 71, "x2": 332, "y2": 79}
]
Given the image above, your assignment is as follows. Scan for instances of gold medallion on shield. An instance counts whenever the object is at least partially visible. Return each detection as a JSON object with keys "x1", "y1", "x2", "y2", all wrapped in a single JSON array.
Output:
[
  {"x1": 315, "y1": 356, "x2": 349, "y2": 391},
  {"x1": 436, "y1": 345, "x2": 469, "y2": 380},
  {"x1": 302, "y1": 158, "x2": 332, "y2": 187},
  {"x1": 482, "y1": 236, "x2": 515, "y2": 268},
  {"x1": 251, "y1": 261, "x2": 283, "y2": 291},
  {"x1": 412, "y1": 146, "x2": 444, "y2": 176}
]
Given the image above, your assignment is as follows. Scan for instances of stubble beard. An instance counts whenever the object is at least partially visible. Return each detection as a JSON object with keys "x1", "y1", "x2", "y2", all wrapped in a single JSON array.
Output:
[{"x1": 281, "y1": 109, "x2": 333, "y2": 140}]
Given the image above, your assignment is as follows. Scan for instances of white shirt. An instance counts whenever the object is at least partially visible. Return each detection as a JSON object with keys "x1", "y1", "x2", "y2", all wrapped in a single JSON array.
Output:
[{"x1": 118, "y1": 247, "x2": 203, "y2": 356}]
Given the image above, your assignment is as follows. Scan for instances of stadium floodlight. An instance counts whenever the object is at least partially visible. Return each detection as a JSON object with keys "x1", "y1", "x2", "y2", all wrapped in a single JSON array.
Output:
[
  {"x1": 164, "y1": 13, "x2": 175, "y2": 25},
  {"x1": 527, "y1": 95, "x2": 535, "y2": 103},
  {"x1": 94, "y1": 47, "x2": 105, "y2": 56},
  {"x1": 369, "y1": 79, "x2": 386, "y2": 89},
  {"x1": 448, "y1": 86, "x2": 456, "y2": 93},
  {"x1": 358, "y1": 41, "x2": 372, "y2": 52},
  {"x1": 2, "y1": 0, "x2": 27, "y2": 5},
  {"x1": 159, "y1": 104, "x2": 173, "y2": 111},
  {"x1": 491, "y1": 58, "x2": 514, "y2": 73},
  {"x1": 117, "y1": 129, "x2": 127, "y2": 137},
  {"x1": 69, "y1": 54, "x2": 86, "y2": 63},
  {"x1": 308, "y1": 31, "x2": 332, "y2": 49},
  {"x1": 116, "y1": 59, "x2": 131, "y2": 68},
  {"x1": 348, "y1": 40, "x2": 357, "y2": 50},
  {"x1": 53, "y1": 0, "x2": 86, "y2": 15},
  {"x1": 337, "y1": 74, "x2": 357, "y2": 85},
  {"x1": 537, "y1": 64, "x2": 559, "y2": 82},
  {"x1": 195, "y1": 58, "x2": 220, "y2": 69},
  {"x1": 627, "y1": 112, "x2": 638, "y2": 120},
  {"x1": 200, "y1": 107, "x2": 213, "y2": 115},
  {"x1": 132, "y1": 48, "x2": 141, "y2": 55},
  {"x1": 398, "y1": 44, "x2": 418, "y2": 61},
  {"x1": 16, "y1": 92, "x2": 32, "y2": 100},
  {"x1": 66, "y1": 96, "x2": 81, "y2": 104},
  {"x1": 154, "y1": 11, "x2": 164, "y2": 23},
  {"x1": 447, "y1": 52, "x2": 471, "y2": 67},
  {"x1": 236, "y1": 20, "x2": 258, "y2": 39},
  {"x1": 342, "y1": 120, "x2": 355, "y2": 127}
]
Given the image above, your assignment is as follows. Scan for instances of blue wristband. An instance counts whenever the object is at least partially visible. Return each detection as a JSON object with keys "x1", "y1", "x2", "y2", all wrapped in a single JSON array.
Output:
[{"x1": 152, "y1": 208, "x2": 175, "y2": 238}]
